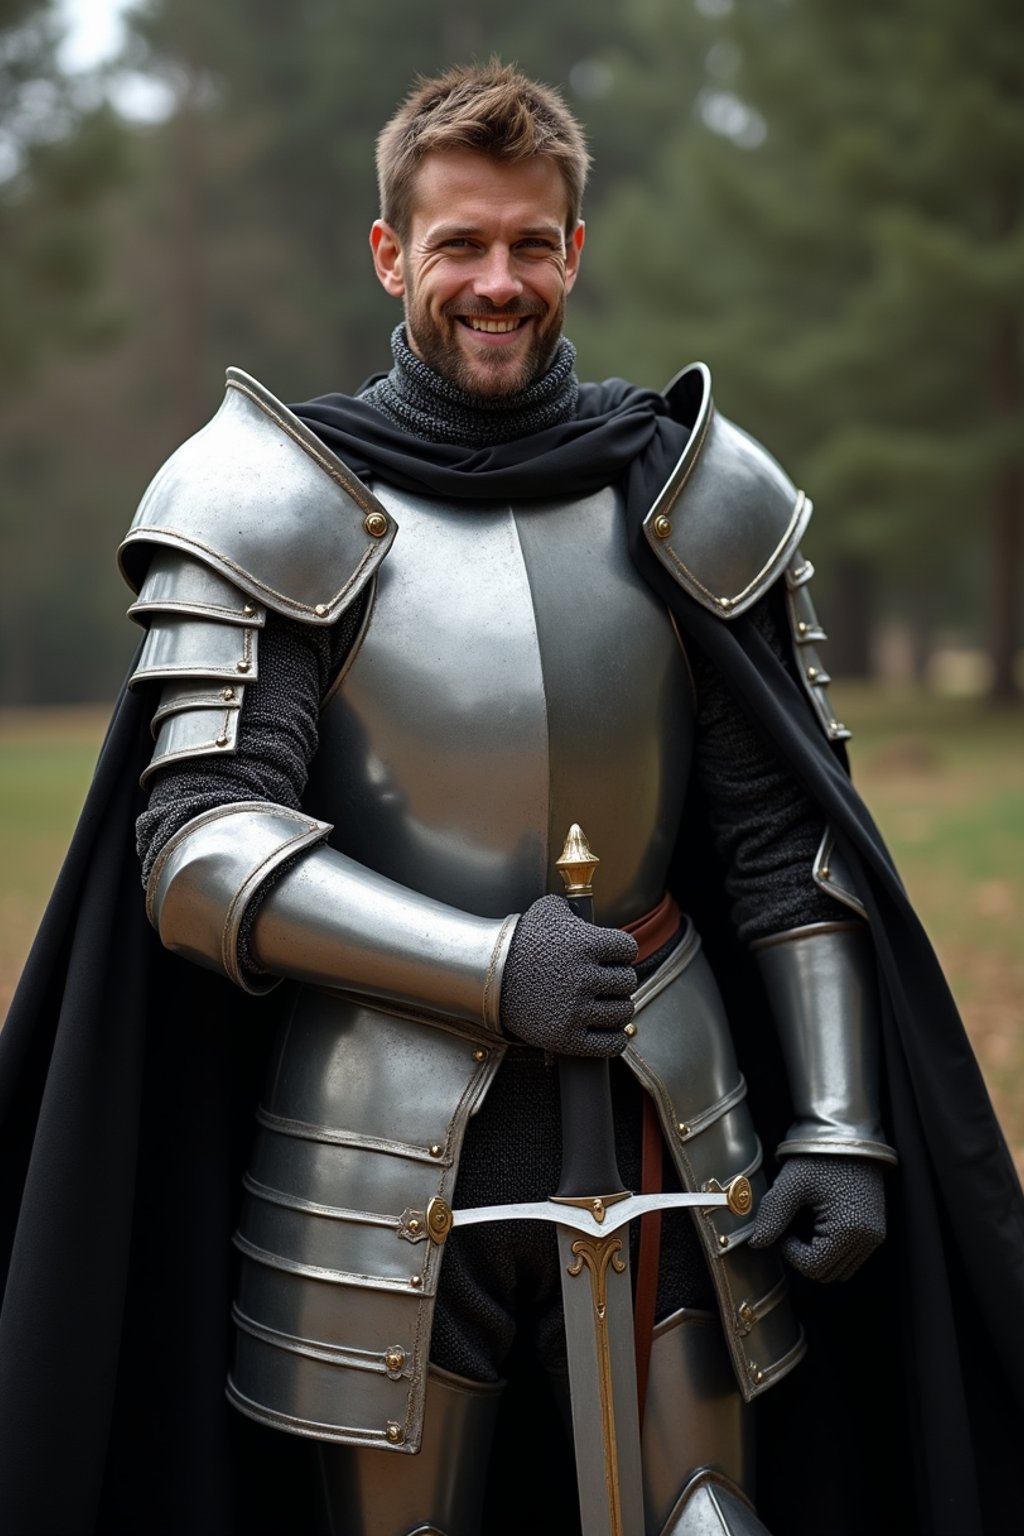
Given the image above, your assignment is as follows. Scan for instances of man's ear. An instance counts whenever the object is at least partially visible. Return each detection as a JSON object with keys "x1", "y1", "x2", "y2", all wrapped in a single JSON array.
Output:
[
  {"x1": 564, "y1": 220, "x2": 585, "y2": 295},
  {"x1": 370, "y1": 219, "x2": 405, "y2": 297}
]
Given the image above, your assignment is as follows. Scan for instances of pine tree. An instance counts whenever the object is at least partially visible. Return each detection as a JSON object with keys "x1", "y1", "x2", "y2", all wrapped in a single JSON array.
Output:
[{"x1": 584, "y1": 0, "x2": 1024, "y2": 696}]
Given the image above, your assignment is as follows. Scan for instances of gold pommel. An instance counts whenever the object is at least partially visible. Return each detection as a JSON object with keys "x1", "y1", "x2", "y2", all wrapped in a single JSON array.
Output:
[{"x1": 556, "y1": 823, "x2": 600, "y2": 898}]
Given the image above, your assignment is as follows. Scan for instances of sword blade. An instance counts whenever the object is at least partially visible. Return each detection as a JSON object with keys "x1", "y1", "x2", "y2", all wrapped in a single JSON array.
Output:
[{"x1": 557, "y1": 1219, "x2": 645, "y2": 1536}]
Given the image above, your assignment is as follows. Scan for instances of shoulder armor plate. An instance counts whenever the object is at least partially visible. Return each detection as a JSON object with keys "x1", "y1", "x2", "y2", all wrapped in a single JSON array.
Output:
[
  {"x1": 643, "y1": 363, "x2": 812, "y2": 619},
  {"x1": 118, "y1": 367, "x2": 396, "y2": 625}
]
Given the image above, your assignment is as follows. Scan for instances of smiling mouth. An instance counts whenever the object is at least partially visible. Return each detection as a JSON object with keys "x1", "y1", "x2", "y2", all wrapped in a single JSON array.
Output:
[{"x1": 457, "y1": 316, "x2": 529, "y2": 334}]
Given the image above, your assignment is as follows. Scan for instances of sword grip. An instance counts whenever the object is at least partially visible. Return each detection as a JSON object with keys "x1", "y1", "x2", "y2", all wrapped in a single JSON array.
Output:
[
  {"x1": 557, "y1": 1057, "x2": 625, "y2": 1198},
  {"x1": 556, "y1": 883, "x2": 629, "y2": 1199}
]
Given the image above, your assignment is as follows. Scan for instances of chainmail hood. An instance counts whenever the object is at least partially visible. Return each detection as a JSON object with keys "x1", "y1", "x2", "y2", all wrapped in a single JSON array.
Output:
[{"x1": 359, "y1": 324, "x2": 580, "y2": 446}]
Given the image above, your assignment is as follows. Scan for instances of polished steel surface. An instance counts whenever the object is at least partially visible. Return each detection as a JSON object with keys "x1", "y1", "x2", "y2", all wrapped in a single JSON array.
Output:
[
  {"x1": 119, "y1": 367, "x2": 395, "y2": 624},
  {"x1": 229, "y1": 988, "x2": 504, "y2": 1448},
  {"x1": 642, "y1": 1309, "x2": 754, "y2": 1534},
  {"x1": 627, "y1": 935, "x2": 805, "y2": 1402},
  {"x1": 251, "y1": 842, "x2": 517, "y2": 1028},
  {"x1": 305, "y1": 481, "x2": 693, "y2": 926},
  {"x1": 147, "y1": 802, "x2": 332, "y2": 991},
  {"x1": 752, "y1": 922, "x2": 898, "y2": 1164},
  {"x1": 644, "y1": 363, "x2": 811, "y2": 619},
  {"x1": 316, "y1": 1366, "x2": 502, "y2": 1535},
  {"x1": 557, "y1": 1218, "x2": 645, "y2": 1536},
  {"x1": 145, "y1": 695, "x2": 241, "y2": 784},
  {"x1": 661, "y1": 1472, "x2": 772, "y2": 1536},
  {"x1": 125, "y1": 549, "x2": 262, "y2": 781},
  {"x1": 449, "y1": 1188, "x2": 729, "y2": 1237},
  {"x1": 149, "y1": 791, "x2": 517, "y2": 1024},
  {"x1": 130, "y1": 611, "x2": 259, "y2": 689},
  {"x1": 812, "y1": 826, "x2": 867, "y2": 920},
  {"x1": 128, "y1": 548, "x2": 267, "y2": 626}
]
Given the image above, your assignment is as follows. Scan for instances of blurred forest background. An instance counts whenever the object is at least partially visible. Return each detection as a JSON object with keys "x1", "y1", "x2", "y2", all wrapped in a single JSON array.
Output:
[
  {"x1": 1, "y1": 0, "x2": 1022, "y2": 1164},
  {"x1": 2, "y1": 0, "x2": 1022, "y2": 703}
]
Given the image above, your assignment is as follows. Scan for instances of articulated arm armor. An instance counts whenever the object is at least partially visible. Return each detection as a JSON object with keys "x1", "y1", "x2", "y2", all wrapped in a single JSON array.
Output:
[
  {"x1": 645, "y1": 362, "x2": 895, "y2": 1172},
  {"x1": 751, "y1": 921, "x2": 896, "y2": 1165},
  {"x1": 122, "y1": 368, "x2": 515, "y2": 1029}
]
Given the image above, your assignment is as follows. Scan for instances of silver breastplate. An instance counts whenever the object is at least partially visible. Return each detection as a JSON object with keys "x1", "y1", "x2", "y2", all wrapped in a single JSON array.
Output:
[{"x1": 303, "y1": 482, "x2": 694, "y2": 926}]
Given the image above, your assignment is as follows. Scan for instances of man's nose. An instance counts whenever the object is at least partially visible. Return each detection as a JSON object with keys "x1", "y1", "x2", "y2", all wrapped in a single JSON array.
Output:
[{"x1": 472, "y1": 248, "x2": 523, "y2": 306}]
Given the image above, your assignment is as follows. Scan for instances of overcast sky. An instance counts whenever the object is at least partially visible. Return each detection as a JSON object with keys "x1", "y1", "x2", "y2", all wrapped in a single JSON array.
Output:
[{"x1": 57, "y1": 0, "x2": 130, "y2": 73}]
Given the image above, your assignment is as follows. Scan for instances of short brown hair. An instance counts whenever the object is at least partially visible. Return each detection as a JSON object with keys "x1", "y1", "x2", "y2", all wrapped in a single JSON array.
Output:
[{"x1": 376, "y1": 59, "x2": 590, "y2": 239}]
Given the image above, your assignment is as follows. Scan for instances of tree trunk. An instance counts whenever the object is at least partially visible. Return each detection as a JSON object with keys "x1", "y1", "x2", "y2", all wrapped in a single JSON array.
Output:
[
  {"x1": 988, "y1": 314, "x2": 1021, "y2": 702},
  {"x1": 169, "y1": 70, "x2": 205, "y2": 442},
  {"x1": 987, "y1": 164, "x2": 1021, "y2": 703},
  {"x1": 823, "y1": 555, "x2": 873, "y2": 679}
]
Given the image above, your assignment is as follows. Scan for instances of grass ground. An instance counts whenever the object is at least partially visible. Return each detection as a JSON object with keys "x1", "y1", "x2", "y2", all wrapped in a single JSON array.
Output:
[{"x1": 2, "y1": 690, "x2": 1022, "y2": 1177}]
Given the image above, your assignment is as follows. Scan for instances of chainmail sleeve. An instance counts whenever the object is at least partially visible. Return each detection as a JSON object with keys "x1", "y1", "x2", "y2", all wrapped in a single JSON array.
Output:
[
  {"x1": 136, "y1": 596, "x2": 367, "y2": 888},
  {"x1": 689, "y1": 589, "x2": 843, "y2": 945}
]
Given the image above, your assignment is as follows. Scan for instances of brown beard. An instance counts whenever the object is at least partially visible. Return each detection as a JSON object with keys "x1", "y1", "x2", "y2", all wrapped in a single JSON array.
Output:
[{"x1": 404, "y1": 294, "x2": 565, "y2": 400}]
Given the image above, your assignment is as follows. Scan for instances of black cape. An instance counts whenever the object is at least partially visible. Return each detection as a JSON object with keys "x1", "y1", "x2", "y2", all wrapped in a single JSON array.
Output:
[{"x1": 2, "y1": 377, "x2": 1023, "y2": 1536}]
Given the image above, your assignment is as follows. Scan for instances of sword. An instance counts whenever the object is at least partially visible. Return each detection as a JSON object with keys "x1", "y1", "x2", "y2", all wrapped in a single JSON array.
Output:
[{"x1": 425, "y1": 826, "x2": 752, "y2": 1536}]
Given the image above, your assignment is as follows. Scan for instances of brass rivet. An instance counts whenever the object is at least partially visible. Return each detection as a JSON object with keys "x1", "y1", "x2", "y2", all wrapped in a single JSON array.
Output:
[
  {"x1": 429, "y1": 1143, "x2": 443, "y2": 1158},
  {"x1": 236, "y1": 660, "x2": 250, "y2": 673},
  {"x1": 797, "y1": 621, "x2": 809, "y2": 634},
  {"x1": 222, "y1": 687, "x2": 235, "y2": 701},
  {"x1": 678, "y1": 1122, "x2": 690, "y2": 1137},
  {"x1": 719, "y1": 596, "x2": 734, "y2": 611},
  {"x1": 410, "y1": 1274, "x2": 423, "y2": 1289},
  {"x1": 364, "y1": 511, "x2": 389, "y2": 538},
  {"x1": 739, "y1": 1304, "x2": 754, "y2": 1323},
  {"x1": 408, "y1": 1218, "x2": 421, "y2": 1234},
  {"x1": 215, "y1": 735, "x2": 229, "y2": 748},
  {"x1": 472, "y1": 1048, "x2": 487, "y2": 1063},
  {"x1": 315, "y1": 603, "x2": 329, "y2": 618},
  {"x1": 385, "y1": 1348, "x2": 405, "y2": 1372},
  {"x1": 718, "y1": 1234, "x2": 728, "y2": 1249},
  {"x1": 426, "y1": 1198, "x2": 453, "y2": 1241},
  {"x1": 386, "y1": 1422, "x2": 403, "y2": 1443},
  {"x1": 753, "y1": 1368, "x2": 764, "y2": 1384},
  {"x1": 819, "y1": 865, "x2": 830, "y2": 879},
  {"x1": 727, "y1": 1176, "x2": 753, "y2": 1216},
  {"x1": 624, "y1": 1022, "x2": 637, "y2": 1038},
  {"x1": 653, "y1": 514, "x2": 672, "y2": 539},
  {"x1": 243, "y1": 604, "x2": 256, "y2": 617},
  {"x1": 807, "y1": 666, "x2": 819, "y2": 680}
]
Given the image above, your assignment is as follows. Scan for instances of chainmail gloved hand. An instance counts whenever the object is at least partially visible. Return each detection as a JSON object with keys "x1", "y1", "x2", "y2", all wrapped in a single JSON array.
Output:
[
  {"x1": 499, "y1": 894, "x2": 638, "y2": 1058},
  {"x1": 748, "y1": 1154, "x2": 886, "y2": 1282}
]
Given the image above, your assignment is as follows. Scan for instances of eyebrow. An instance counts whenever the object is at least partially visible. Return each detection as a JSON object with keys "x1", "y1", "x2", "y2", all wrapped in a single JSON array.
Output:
[{"x1": 427, "y1": 223, "x2": 563, "y2": 242}]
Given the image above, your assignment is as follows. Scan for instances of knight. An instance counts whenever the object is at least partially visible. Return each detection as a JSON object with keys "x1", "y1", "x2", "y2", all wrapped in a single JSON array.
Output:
[
  {"x1": 121, "y1": 63, "x2": 893, "y2": 1535},
  {"x1": 4, "y1": 58, "x2": 1021, "y2": 1536}
]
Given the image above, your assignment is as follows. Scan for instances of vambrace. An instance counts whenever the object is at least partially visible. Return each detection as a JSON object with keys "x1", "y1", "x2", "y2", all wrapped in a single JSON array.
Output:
[
  {"x1": 146, "y1": 802, "x2": 516, "y2": 1029},
  {"x1": 750, "y1": 920, "x2": 897, "y2": 1165}
]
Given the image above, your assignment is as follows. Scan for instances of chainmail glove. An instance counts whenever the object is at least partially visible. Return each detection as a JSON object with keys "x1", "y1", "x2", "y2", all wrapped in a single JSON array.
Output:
[
  {"x1": 499, "y1": 894, "x2": 638, "y2": 1058},
  {"x1": 748, "y1": 1154, "x2": 886, "y2": 1282}
]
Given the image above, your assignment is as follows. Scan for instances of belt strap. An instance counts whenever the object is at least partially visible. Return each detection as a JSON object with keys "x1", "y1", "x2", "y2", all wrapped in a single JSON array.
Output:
[{"x1": 624, "y1": 890, "x2": 682, "y2": 964}]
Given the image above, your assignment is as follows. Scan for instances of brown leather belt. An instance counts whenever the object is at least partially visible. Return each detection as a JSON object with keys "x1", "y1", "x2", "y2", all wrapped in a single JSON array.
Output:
[{"x1": 623, "y1": 889, "x2": 682, "y2": 964}]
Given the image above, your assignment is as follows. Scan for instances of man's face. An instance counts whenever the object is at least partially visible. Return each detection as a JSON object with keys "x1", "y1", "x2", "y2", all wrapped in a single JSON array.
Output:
[{"x1": 371, "y1": 149, "x2": 585, "y2": 399}]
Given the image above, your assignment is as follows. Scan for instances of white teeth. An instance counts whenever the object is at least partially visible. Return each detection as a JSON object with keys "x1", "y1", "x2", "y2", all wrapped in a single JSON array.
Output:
[{"x1": 467, "y1": 318, "x2": 521, "y2": 333}]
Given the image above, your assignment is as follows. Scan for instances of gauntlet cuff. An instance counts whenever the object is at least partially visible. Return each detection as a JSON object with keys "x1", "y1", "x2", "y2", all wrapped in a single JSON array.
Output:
[
  {"x1": 147, "y1": 802, "x2": 516, "y2": 1028},
  {"x1": 751, "y1": 921, "x2": 897, "y2": 1165}
]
